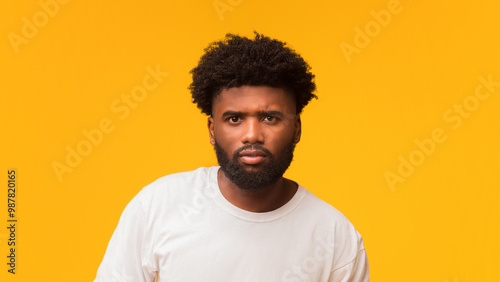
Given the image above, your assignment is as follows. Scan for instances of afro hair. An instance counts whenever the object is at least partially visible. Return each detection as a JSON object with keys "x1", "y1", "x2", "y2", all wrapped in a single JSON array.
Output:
[{"x1": 189, "y1": 32, "x2": 317, "y2": 116}]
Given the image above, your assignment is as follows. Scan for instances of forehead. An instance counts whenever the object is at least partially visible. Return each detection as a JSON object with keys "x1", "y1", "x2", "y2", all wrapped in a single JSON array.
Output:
[{"x1": 212, "y1": 86, "x2": 296, "y2": 114}]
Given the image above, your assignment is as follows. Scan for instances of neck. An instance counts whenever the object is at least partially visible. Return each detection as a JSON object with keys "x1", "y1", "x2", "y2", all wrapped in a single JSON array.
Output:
[{"x1": 217, "y1": 168, "x2": 298, "y2": 212}]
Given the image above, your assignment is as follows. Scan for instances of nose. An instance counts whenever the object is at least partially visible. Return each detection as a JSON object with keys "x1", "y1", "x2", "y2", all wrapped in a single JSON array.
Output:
[{"x1": 241, "y1": 118, "x2": 264, "y2": 144}]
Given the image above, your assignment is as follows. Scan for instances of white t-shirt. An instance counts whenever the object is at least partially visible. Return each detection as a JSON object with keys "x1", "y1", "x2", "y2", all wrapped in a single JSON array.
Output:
[{"x1": 95, "y1": 166, "x2": 368, "y2": 282}]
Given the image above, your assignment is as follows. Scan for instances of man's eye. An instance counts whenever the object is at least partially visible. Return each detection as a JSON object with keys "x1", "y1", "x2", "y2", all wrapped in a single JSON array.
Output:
[
  {"x1": 264, "y1": 116, "x2": 276, "y2": 122},
  {"x1": 229, "y1": 116, "x2": 240, "y2": 123}
]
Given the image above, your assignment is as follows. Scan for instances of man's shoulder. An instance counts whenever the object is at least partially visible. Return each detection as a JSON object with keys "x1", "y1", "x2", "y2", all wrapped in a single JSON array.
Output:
[
  {"x1": 297, "y1": 186, "x2": 359, "y2": 232},
  {"x1": 135, "y1": 166, "x2": 216, "y2": 206},
  {"x1": 297, "y1": 186, "x2": 365, "y2": 262},
  {"x1": 299, "y1": 187, "x2": 345, "y2": 216},
  {"x1": 146, "y1": 166, "x2": 215, "y2": 188}
]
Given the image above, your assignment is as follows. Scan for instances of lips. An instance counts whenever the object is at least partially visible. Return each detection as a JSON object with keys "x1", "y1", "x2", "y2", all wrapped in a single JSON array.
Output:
[{"x1": 239, "y1": 150, "x2": 267, "y2": 165}]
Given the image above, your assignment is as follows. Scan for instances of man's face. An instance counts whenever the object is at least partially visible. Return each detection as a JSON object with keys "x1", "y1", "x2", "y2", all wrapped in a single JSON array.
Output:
[{"x1": 208, "y1": 86, "x2": 301, "y2": 191}]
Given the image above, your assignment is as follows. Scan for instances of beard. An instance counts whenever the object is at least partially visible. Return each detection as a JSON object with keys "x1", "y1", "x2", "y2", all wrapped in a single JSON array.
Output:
[{"x1": 214, "y1": 138, "x2": 296, "y2": 191}]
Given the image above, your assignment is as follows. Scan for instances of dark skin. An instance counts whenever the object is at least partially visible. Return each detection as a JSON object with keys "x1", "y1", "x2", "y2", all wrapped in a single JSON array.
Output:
[{"x1": 208, "y1": 86, "x2": 302, "y2": 212}]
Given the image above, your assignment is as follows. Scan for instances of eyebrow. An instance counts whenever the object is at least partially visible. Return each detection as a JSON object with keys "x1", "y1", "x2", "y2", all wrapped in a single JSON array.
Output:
[{"x1": 222, "y1": 110, "x2": 285, "y2": 118}]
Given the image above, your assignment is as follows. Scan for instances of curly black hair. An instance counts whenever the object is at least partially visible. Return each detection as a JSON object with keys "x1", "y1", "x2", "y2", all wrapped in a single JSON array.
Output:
[{"x1": 189, "y1": 32, "x2": 317, "y2": 116}]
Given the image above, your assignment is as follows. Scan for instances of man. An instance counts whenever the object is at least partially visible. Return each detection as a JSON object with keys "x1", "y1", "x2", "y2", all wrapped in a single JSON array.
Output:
[{"x1": 95, "y1": 33, "x2": 369, "y2": 281}]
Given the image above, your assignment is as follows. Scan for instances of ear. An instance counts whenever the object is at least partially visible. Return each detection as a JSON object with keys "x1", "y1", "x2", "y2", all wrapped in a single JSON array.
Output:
[
  {"x1": 294, "y1": 116, "x2": 301, "y2": 144},
  {"x1": 208, "y1": 116, "x2": 215, "y2": 146}
]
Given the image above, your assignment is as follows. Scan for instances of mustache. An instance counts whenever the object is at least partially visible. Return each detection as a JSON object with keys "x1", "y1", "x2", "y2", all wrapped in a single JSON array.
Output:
[{"x1": 233, "y1": 144, "x2": 272, "y2": 158}]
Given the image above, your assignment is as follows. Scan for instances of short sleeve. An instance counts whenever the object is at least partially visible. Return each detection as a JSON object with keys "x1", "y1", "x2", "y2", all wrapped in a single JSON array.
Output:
[
  {"x1": 329, "y1": 237, "x2": 369, "y2": 282},
  {"x1": 94, "y1": 192, "x2": 157, "y2": 282}
]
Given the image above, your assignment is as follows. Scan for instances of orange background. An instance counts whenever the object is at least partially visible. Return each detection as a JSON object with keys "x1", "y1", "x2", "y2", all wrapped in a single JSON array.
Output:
[{"x1": 1, "y1": 0, "x2": 499, "y2": 281}]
